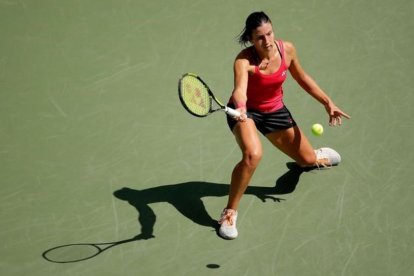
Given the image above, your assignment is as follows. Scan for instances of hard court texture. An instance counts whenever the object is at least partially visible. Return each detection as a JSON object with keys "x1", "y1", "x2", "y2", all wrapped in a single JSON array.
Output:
[{"x1": 1, "y1": 0, "x2": 413, "y2": 275}]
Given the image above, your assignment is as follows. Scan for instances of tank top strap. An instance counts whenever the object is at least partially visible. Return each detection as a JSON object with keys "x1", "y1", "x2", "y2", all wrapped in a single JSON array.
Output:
[{"x1": 276, "y1": 40, "x2": 286, "y2": 68}]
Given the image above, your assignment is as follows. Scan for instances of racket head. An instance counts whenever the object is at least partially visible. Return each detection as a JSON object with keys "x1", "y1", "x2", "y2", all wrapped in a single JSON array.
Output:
[
  {"x1": 178, "y1": 73, "x2": 212, "y2": 117},
  {"x1": 42, "y1": 243, "x2": 103, "y2": 263}
]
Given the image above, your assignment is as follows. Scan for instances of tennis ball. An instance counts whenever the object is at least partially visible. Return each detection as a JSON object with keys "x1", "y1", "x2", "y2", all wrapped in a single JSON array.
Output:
[{"x1": 311, "y1": 123, "x2": 323, "y2": 136}]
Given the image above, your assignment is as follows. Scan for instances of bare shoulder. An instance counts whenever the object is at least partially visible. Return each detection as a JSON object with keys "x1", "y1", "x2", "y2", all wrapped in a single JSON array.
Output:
[
  {"x1": 281, "y1": 40, "x2": 297, "y2": 56},
  {"x1": 234, "y1": 47, "x2": 254, "y2": 70},
  {"x1": 281, "y1": 40, "x2": 298, "y2": 66}
]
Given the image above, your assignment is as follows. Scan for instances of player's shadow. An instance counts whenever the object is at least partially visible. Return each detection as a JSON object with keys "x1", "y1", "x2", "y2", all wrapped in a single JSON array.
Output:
[
  {"x1": 114, "y1": 162, "x2": 308, "y2": 238},
  {"x1": 42, "y1": 163, "x2": 307, "y2": 263}
]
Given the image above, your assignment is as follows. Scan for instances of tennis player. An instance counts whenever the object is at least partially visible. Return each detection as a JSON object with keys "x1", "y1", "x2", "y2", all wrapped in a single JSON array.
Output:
[{"x1": 218, "y1": 11, "x2": 350, "y2": 239}]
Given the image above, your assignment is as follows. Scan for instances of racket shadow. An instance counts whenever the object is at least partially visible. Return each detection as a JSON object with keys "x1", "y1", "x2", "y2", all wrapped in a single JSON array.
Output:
[{"x1": 42, "y1": 234, "x2": 151, "y2": 263}]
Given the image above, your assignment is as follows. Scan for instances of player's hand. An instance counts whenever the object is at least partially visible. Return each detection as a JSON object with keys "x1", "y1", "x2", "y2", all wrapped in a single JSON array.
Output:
[
  {"x1": 324, "y1": 102, "x2": 351, "y2": 126},
  {"x1": 255, "y1": 194, "x2": 285, "y2": 203},
  {"x1": 235, "y1": 108, "x2": 247, "y2": 122}
]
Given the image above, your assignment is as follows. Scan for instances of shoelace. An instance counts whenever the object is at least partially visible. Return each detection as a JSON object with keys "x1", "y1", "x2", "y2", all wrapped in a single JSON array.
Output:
[
  {"x1": 315, "y1": 149, "x2": 331, "y2": 169},
  {"x1": 315, "y1": 158, "x2": 330, "y2": 169},
  {"x1": 218, "y1": 209, "x2": 236, "y2": 226}
]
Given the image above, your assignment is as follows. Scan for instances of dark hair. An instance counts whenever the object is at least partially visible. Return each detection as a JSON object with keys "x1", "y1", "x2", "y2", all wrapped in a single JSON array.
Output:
[{"x1": 238, "y1": 11, "x2": 272, "y2": 46}]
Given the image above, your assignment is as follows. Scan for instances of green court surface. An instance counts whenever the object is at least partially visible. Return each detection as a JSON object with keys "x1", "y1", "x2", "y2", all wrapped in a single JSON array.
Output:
[{"x1": 1, "y1": 0, "x2": 413, "y2": 275}]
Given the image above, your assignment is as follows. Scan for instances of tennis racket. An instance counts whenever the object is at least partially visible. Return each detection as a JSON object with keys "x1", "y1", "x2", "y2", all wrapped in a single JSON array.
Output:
[
  {"x1": 42, "y1": 237, "x2": 138, "y2": 263},
  {"x1": 178, "y1": 73, "x2": 240, "y2": 118}
]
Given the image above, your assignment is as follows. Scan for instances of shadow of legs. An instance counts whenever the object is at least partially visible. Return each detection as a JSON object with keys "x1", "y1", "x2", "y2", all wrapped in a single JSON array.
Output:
[{"x1": 274, "y1": 162, "x2": 309, "y2": 194}]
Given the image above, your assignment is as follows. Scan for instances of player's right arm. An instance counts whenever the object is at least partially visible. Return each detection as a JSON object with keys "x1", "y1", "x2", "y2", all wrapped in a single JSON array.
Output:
[{"x1": 231, "y1": 52, "x2": 250, "y2": 121}]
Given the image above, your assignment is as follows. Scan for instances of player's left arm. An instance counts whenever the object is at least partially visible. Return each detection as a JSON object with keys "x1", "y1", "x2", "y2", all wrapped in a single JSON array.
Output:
[{"x1": 285, "y1": 41, "x2": 351, "y2": 125}]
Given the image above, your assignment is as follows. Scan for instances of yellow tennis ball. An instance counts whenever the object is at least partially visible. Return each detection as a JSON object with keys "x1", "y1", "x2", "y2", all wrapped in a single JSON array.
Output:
[{"x1": 311, "y1": 123, "x2": 324, "y2": 136}]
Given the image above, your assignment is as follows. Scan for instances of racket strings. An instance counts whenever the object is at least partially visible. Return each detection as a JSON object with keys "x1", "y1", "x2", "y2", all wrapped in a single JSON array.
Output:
[{"x1": 180, "y1": 76, "x2": 211, "y2": 116}]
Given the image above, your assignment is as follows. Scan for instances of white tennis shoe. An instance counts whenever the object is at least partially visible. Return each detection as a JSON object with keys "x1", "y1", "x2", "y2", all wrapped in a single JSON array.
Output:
[
  {"x1": 218, "y1": 208, "x2": 238, "y2": 239},
  {"x1": 315, "y1": 147, "x2": 341, "y2": 168}
]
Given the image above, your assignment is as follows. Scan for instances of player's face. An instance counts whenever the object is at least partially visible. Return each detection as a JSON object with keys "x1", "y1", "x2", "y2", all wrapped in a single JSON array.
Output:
[{"x1": 250, "y1": 22, "x2": 275, "y2": 52}]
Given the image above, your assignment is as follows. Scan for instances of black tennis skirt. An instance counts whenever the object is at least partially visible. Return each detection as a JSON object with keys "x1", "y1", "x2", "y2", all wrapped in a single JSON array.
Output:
[{"x1": 227, "y1": 105, "x2": 297, "y2": 135}]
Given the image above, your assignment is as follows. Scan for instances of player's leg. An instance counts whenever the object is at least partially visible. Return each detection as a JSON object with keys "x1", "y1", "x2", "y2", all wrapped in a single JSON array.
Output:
[
  {"x1": 219, "y1": 118, "x2": 262, "y2": 239},
  {"x1": 227, "y1": 118, "x2": 263, "y2": 210},
  {"x1": 265, "y1": 126, "x2": 340, "y2": 167},
  {"x1": 265, "y1": 126, "x2": 317, "y2": 167}
]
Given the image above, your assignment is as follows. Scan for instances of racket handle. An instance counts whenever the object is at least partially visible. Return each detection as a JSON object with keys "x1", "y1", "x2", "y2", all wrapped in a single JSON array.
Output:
[{"x1": 225, "y1": 106, "x2": 241, "y2": 117}]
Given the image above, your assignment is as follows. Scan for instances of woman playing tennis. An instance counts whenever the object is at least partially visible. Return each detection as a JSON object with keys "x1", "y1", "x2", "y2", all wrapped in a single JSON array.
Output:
[{"x1": 218, "y1": 11, "x2": 350, "y2": 239}]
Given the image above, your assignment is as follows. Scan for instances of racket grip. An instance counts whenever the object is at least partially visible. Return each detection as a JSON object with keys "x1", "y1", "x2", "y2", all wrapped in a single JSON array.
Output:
[{"x1": 225, "y1": 106, "x2": 241, "y2": 117}]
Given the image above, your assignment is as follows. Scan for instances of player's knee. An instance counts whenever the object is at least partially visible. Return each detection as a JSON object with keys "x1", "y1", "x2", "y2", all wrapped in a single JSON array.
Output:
[{"x1": 242, "y1": 149, "x2": 262, "y2": 168}]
